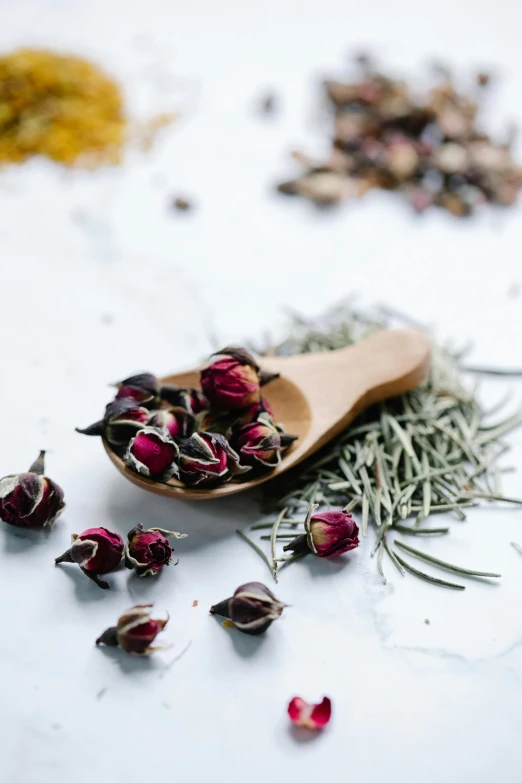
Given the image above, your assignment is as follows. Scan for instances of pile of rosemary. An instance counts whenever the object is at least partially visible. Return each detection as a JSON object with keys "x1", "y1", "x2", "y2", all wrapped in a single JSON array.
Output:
[{"x1": 238, "y1": 303, "x2": 522, "y2": 589}]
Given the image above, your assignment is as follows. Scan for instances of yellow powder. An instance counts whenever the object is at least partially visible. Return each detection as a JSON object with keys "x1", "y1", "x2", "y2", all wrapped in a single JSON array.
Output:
[{"x1": 0, "y1": 48, "x2": 126, "y2": 167}]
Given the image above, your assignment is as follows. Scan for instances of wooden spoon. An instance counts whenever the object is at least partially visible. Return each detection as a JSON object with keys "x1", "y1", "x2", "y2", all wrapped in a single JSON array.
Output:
[{"x1": 104, "y1": 329, "x2": 431, "y2": 500}]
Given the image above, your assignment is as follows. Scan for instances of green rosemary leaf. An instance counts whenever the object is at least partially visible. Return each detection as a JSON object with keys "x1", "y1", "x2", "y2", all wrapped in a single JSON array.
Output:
[
  {"x1": 395, "y1": 540, "x2": 501, "y2": 578},
  {"x1": 270, "y1": 507, "x2": 288, "y2": 582},
  {"x1": 393, "y1": 524, "x2": 449, "y2": 536},
  {"x1": 383, "y1": 537, "x2": 405, "y2": 576},
  {"x1": 392, "y1": 550, "x2": 466, "y2": 590},
  {"x1": 236, "y1": 529, "x2": 273, "y2": 576},
  {"x1": 511, "y1": 542, "x2": 522, "y2": 558},
  {"x1": 377, "y1": 541, "x2": 386, "y2": 584},
  {"x1": 361, "y1": 492, "x2": 369, "y2": 537}
]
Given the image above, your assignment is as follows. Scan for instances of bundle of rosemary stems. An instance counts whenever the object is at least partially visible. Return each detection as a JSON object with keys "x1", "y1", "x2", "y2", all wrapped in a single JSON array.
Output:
[{"x1": 238, "y1": 303, "x2": 522, "y2": 589}]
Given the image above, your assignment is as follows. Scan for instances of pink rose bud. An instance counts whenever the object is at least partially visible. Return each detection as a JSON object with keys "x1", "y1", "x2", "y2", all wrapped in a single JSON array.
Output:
[
  {"x1": 76, "y1": 398, "x2": 150, "y2": 449},
  {"x1": 148, "y1": 407, "x2": 194, "y2": 440},
  {"x1": 0, "y1": 451, "x2": 65, "y2": 530},
  {"x1": 114, "y1": 373, "x2": 160, "y2": 407},
  {"x1": 125, "y1": 523, "x2": 187, "y2": 577},
  {"x1": 96, "y1": 604, "x2": 168, "y2": 656},
  {"x1": 284, "y1": 503, "x2": 359, "y2": 558},
  {"x1": 200, "y1": 346, "x2": 279, "y2": 411},
  {"x1": 55, "y1": 526, "x2": 124, "y2": 589},
  {"x1": 210, "y1": 581, "x2": 286, "y2": 635},
  {"x1": 124, "y1": 427, "x2": 179, "y2": 481},
  {"x1": 160, "y1": 385, "x2": 208, "y2": 415},
  {"x1": 233, "y1": 414, "x2": 297, "y2": 472},
  {"x1": 179, "y1": 432, "x2": 250, "y2": 487},
  {"x1": 288, "y1": 696, "x2": 332, "y2": 729}
]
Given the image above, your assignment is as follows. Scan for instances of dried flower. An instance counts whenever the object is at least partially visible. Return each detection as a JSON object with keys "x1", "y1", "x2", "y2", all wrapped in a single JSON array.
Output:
[
  {"x1": 148, "y1": 407, "x2": 194, "y2": 440},
  {"x1": 96, "y1": 604, "x2": 168, "y2": 655},
  {"x1": 234, "y1": 397, "x2": 275, "y2": 426},
  {"x1": 0, "y1": 451, "x2": 64, "y2": 529},
  {"x1": 160, "y1": 385, "x2": 208, "y2": 415},
  {"x1": 200, "y1": 346, "x2": 278, "y2": 411},
  {"x1": 55, "y1": 526, "x2": 124, "y2": 589},
  {"x1": 125, "y1": 523, "x2": 187, "y2": 577},
  {"x1": 288, "y1": 696, "x2": 332, "y2": 729},
  {"x1": 114, "y1": 372, "x2": 160, "y2": 407},
  {"x1": 124, "y1": 427, "x2": 179, "y2": 481},
  {"x1": 233, "y1": 414, "x2": 297, "y2": 472},
  {"x1": 76, "y1": 398, "x2": 150, "y2": 448},
  {"x1": 210, "y1": 581, "x2": 286, "y2": 635},
  {"x1": 284, "y1": 503, "x2": 359, "y2": 558},
  {"x1": 179, "y1": 432, "x2": 249, "y2": 487}
]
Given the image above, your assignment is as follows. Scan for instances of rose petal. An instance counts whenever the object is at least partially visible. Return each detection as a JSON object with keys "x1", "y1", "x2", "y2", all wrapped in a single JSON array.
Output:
[{"x1": 287, "y1": 696, "x2": 332, "y2": 729}]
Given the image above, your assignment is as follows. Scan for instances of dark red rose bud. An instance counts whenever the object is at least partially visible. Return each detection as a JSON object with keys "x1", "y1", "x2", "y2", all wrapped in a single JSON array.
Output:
[
  {"x1": 201, "y1": 346, "x2": 278, "y2": 411},
  {"x1": 114, "y1": 373, "x2": 160, "y2": 407},
  {"x1": 124, "y1": 427, "x2": 179, "y2": 481},
  {"x1": 210, "y1": 581, "x2": 286, "y2": 635},
  {"x1": 284, "y1": 503, "x2": 360, "y2": 558},
  {"x1": 76, "y1": 397, "x2": 150, "y2": 448},
  {"x1": 96, "y1": 604, "x2": 168, "y2": 655},
  {"x1": 179, "y1": 432, "x2": 250, "y2": 487},
  {"x1": 160, "y1": 385, "x2": 208, "y2": 415},
  {"x1": 55, "y1": 526, "x2": 124, "y2": 589},
  {"x1": 0, "y1": 451, "x2": 65, "y2": 529},
  {"x1": 148, "y1": 407, "x2": 194, "y2": 440},
  {"x1": 234, "y1": 397, "x2": 275, "y2": 427},
  {"x1": 233, "y1": 416, "x2": 284, "y2": 471},
  {"x1": 125, "y1": 523, "x2": 187, "y2": 577}
]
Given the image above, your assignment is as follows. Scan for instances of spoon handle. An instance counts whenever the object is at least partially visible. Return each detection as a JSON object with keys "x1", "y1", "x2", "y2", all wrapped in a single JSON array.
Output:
[{"x1": 261, "y1": 329, "x2": 431, "y2": 457}]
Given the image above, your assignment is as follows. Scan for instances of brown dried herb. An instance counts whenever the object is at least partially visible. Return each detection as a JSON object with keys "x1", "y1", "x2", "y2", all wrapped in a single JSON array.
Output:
[{"x1": 276, "y1": 56, "x2": 522, "y2": 215}]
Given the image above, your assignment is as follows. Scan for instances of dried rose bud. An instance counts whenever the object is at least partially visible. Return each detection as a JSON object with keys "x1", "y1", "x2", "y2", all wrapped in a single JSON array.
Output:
[
  {"x1": 125, "y1": 523, "x2": 187, "y2": 577},
  {"x1": 114, "y1": 373, "x2": 160, "y2": 407},
  {"x1": 96, "y1": 604, "x2": 168, "y2": 655},
  {"x1": 288, "y1": 696, "x2": 332, "y2": 730},
  {"x1": 124, "y1": 427, "x2": 179, "y2": 481},
  {"x1": 233, "y1": 415, "x2": 297, "y2": 472},
  {"x1": 160, "y1": 385, "x2": 208, "y2": 415},
  {"x1": 76, "y1": 398, "x2": 150, "y2": 449},
  {"x1": 0, "y1": 451, "x2": 65, "y2": 529},
  {"x1": 55, "y1": 526, "x2": 124, "y2": 589},
  {"x1": 284, "y1": 503, "x2": 359, "y2": 558},
  {"x1": 148, "y1": 407, "x2": 194, "y2": 440},
  {"x1": 179, "y1": 432, "x2": 249, "y2": 487},
  {"x1": 210, "y1": 581, "x2": 286, "y2": 635},
  {"x1": 200, "y1": 346, "x2": 278, "y2": 411},
  {"x1": 234, "y1": 397, "x2": 275, "y2": 427}
]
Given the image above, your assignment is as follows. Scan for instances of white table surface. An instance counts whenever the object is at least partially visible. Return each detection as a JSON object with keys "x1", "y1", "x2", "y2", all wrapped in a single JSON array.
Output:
[{"x1": 1, "y1": 2, "x2": 522, "y2": 781}]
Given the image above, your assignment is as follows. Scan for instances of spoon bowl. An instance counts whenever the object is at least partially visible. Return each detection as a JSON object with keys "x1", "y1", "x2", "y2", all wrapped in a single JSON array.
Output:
[{"x1": 104, "y1": 329, "x2": 431, "y2": 500}]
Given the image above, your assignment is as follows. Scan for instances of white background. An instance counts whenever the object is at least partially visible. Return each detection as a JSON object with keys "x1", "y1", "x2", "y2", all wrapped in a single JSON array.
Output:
[{"x1": 1, "y1": 1, "x2": 522, "y2": 781}]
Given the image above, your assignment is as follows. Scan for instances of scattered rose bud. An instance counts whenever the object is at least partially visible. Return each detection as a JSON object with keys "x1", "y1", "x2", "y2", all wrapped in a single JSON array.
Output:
[
  {"x1": 210, "y1": 581, "x2": 286, "y2": 635},
  {"x1": 0, "y1": 451, "x2": 65, "y2": 529},
  {"x1": 114, "y1": 373, "x2": 160, "y2": 407},
  {"x1": 179, "y1": 432, "x2": 249, "y2": 487},
  {"x1": 160, "y1": 385, "x2": 208, "y2": 415},
  {"x1": 284, "y1": 503, "x2": 359, "y2": 558},
  {"x1": 288, "y1": 696, "x2": 332, "y2": 730},
  {"x1": 124, "y1": 427, "x2": 179, "y2": 481},
  {"x1": 55, "y1": 526, "x2": 124, "y2": 589},
  {"x1": 76, "y1": 398, "x2": 150, "y2": 449},
  {"x1": 148, "y1": 407, "x2": 194, "y2": 440},
  {"x1": 125, "y1": 523, "x2": 187, "y2": 577},
  {"x1": 232, "y1": 414, "x2": 297, "y2": 472},
  {"x1": 96, "y1": 604, "x2": 168, "y2": 655},
  {"x1": 200, "y1": 346, "x2": 278, "y2": 411}
]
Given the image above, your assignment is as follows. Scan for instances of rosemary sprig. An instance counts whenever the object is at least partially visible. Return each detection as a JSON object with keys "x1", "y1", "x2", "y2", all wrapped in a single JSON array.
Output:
[{"x1": 241, "y1": 302, "x2": 522, "y2": 588}]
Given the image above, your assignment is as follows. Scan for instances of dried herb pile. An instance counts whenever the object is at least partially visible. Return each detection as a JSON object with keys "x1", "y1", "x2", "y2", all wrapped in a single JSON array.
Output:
[
  {"x1": 240, "y1": 304, "x2": 522, "y2": 588},
  {"x1": 0, "y1": 49, "x2": 126, "y2": 167},
  {"x1": 277, "y1": 57, "x2": 522, "y2": 215}
]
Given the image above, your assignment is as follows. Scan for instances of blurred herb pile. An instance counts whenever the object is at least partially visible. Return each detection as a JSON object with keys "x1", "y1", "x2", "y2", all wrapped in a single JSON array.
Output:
[
  {"x1": 278, "y1": 56, "x2": 522, "y2": 215},
  {"x1": 239, "y1": 303, "x2": 522, "y2": 588}
]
